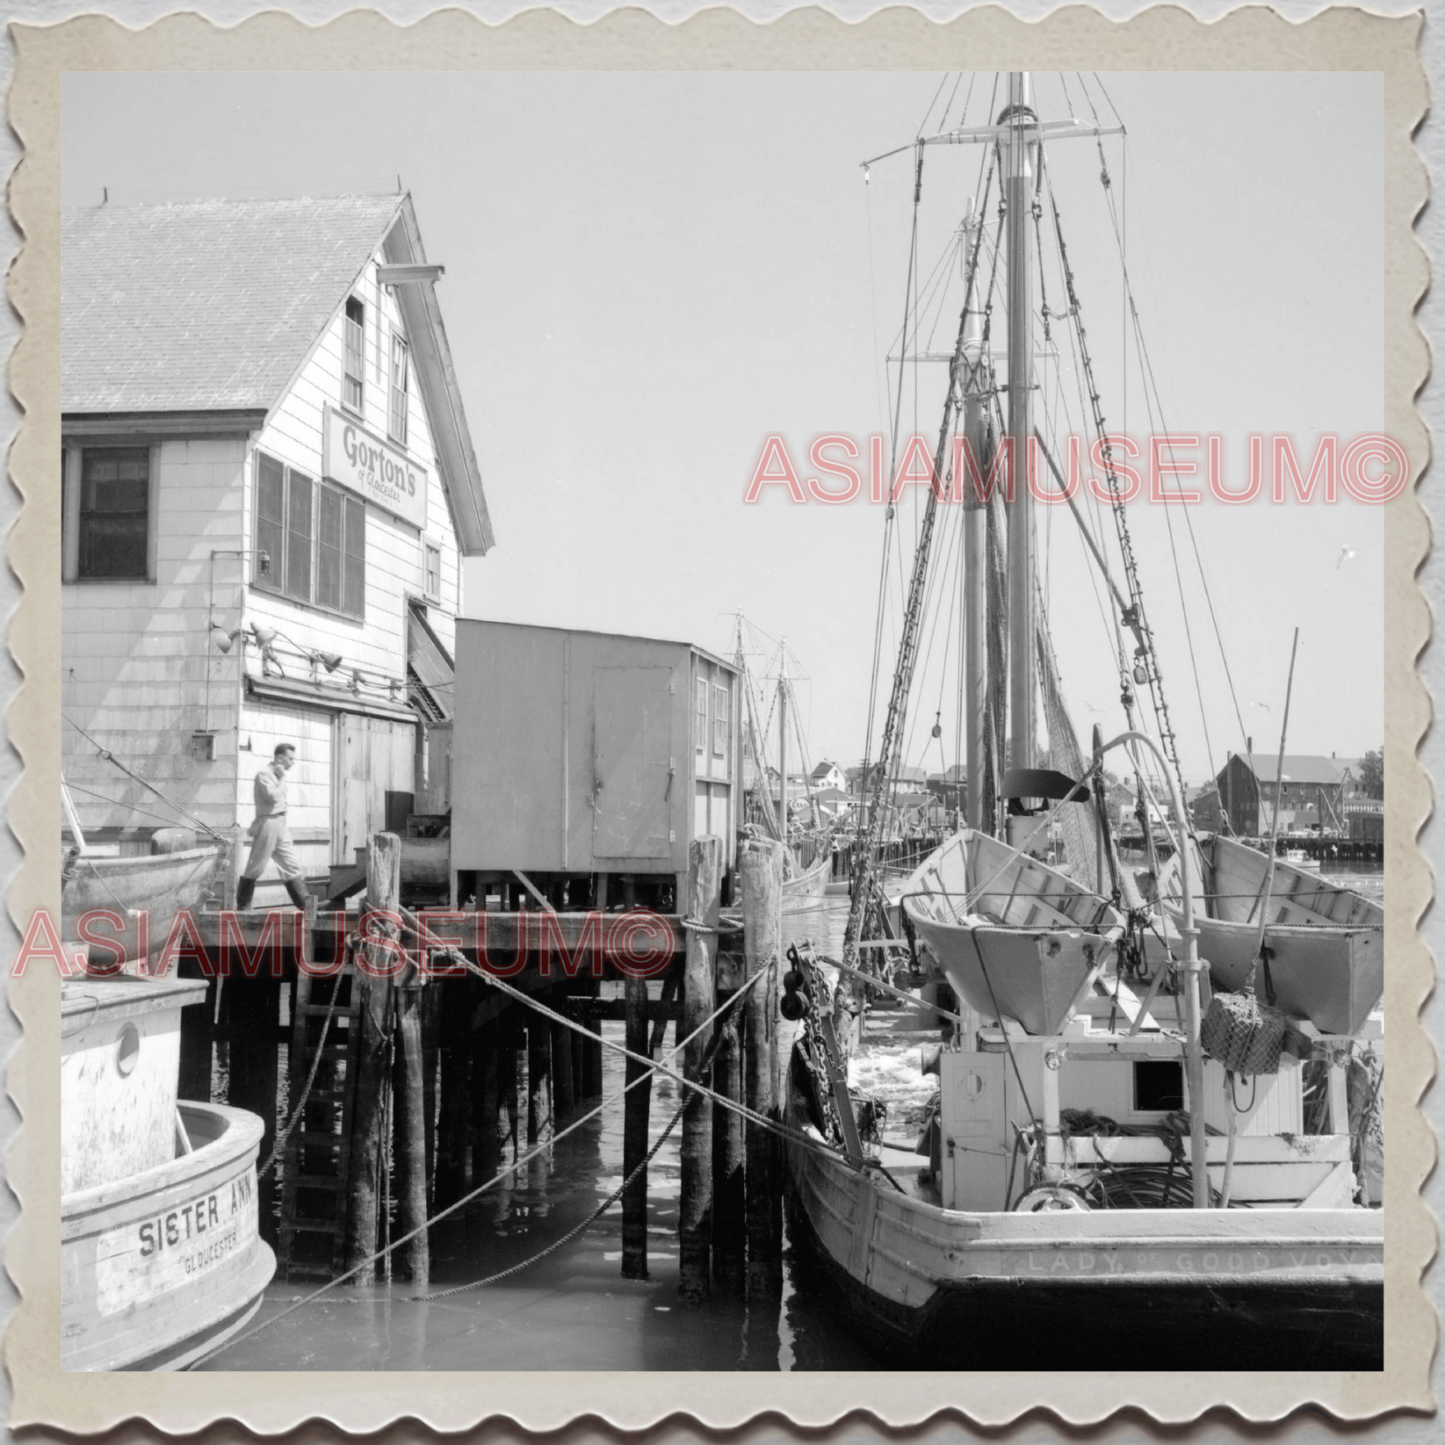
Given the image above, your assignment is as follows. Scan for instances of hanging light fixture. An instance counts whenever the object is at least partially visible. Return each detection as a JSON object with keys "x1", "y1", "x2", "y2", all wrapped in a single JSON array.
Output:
[
  {"x1": 250, "y1": 622, "x2": 278, "y2": 649},
  {"x1": 210, "y1": 624, "x2": 237, "y2": 653},
  {"x1": 311, "y1": 651, "x2": 343, "y2": 674}
]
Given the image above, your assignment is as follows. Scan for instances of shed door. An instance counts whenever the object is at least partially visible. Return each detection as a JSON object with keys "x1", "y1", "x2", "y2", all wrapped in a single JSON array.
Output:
[
  {"x1": 333, "y1": 714, "x2": 417, "y2": 864},
  {"x1": 593, "y1": 667, "x2": 672, "y2": 859}
]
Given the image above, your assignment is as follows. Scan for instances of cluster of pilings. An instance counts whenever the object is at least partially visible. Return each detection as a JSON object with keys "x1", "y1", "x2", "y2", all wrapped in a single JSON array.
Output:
[{"x1": 182, "y1": 831, "x2": 791, "y2": 1304}]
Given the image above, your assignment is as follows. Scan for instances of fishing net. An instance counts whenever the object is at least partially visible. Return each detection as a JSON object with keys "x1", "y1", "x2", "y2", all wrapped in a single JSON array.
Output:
[{"x1": 1201, "y1": 988, "x2": 1286, "y2": 1076}]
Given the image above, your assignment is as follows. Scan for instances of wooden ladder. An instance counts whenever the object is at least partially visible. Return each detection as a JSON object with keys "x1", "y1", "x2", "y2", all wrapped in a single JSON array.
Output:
[{"x1": 276, "y1": 961, "x2": 363, "y2": 1281}]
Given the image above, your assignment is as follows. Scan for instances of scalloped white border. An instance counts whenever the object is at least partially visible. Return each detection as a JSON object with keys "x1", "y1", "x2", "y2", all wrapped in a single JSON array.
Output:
[{"x1": 3, "y1": 4, "x2": 1432, "y2": 1433}]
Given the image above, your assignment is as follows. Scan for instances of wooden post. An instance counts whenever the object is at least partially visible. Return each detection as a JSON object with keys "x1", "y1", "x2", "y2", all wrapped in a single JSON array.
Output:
[
  {"x1": 497, "y1": 1008, "x2": 520, "y2": 1159},
  {"x1": 551, "y1": 989, "x2": 576, "y2": 1122},
  {"x1": 225, "y1": 970, "x2": 280, "y2": 1244},
  {"x1": 583, "y1": 976, "x2": 604, "y2": 1096},
  {"x1": 679, "y1": 836, "x2": 721, "y2": 1304},
  {"x1": 345, "y1": 831, "x2": 400, "y2": 1280},
  {"x1": 177, "y1": 957, "x2": 216, "y2": 1102},
  {"x1": 436, "y1": 976, "x2": 472, "y2": 1203},
  {"x1": 472, "y1": 1011, "x2": 501, "y2": 1180},
  {"x1": 741, "y1": 838, "x2": 783, "y2": 1298},
  {"x1": 570, "y1": 1005, "x2": 585, "y2": 1101},
  {"x1": 527, "y1": 1015, "x2": 553, "y2": 1145},
  {"x1": 711, "y1": 976, "x2": 746, "y2": 1292},
  {"x1": 421, "y1": 981, "x2": 442, "y2": 1207},
  {"x1": 621, "y1": 973, "x2": 652, "y2": 1279},
  {"x1": 395, "y1": 981, "x2": 430, "y2": 1283}
]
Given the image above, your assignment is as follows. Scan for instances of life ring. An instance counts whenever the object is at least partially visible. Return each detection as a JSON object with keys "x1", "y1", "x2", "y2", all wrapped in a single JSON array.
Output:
[{"x1": 1014, "y1": 1186, "x2": 1091, "y2": 1213}]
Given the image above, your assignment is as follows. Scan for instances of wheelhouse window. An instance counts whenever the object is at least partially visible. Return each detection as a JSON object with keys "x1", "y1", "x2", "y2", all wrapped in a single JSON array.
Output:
[
  {"x1": 388, "y1": 331, "x2": 410, "y2": 447},
  {"x1": 343, "y1": 296, "x2": 365, "y2": 413},
  {"x1": 78, "y1": 447, "x2": 149, "y2": 579},
  {"x1": 255, "y1": 450, "x2": 365, "y2": 618}
]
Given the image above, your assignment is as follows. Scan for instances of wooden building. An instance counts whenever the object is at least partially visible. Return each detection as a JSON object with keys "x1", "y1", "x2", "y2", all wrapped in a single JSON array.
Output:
[
  {"x1": 451, "y1": 620, "x2": 740, "y2": 908},
  {"x1": 61, "y1": 195, "x2": 492, "y2": 900},
  {"x1": 1215, "y1": 751, "x2": 1349, "y2": 837}
]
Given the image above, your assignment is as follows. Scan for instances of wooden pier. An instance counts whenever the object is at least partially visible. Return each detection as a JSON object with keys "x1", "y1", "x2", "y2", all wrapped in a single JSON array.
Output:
[{"x1": 176, "y1": 831, "x2": 786, "y2": 1296}]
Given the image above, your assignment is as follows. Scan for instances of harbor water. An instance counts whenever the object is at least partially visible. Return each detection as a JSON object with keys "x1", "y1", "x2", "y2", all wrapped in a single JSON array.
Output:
[{"x1": 203, "y1": 868, "x2": 1384, "y2": 1371}]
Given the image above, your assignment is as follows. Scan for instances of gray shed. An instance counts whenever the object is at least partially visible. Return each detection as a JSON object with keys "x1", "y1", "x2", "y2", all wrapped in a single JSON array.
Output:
[{"x1": 451, "y1": 619, "x2": 739, "y2": 906}]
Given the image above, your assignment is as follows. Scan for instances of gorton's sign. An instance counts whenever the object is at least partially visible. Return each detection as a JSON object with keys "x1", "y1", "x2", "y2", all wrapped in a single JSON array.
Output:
[{"x1": 323, "y1": 405, "x2": 428, "y2": 531}]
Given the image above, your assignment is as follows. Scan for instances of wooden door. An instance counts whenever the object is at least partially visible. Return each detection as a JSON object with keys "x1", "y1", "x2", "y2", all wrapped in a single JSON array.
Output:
[
  {"x1": 592, "y1": 667, "x2": 672, "y2": 860},
  {"x1": 333, "y1": 714, "x2": 416, "y2": 864}
]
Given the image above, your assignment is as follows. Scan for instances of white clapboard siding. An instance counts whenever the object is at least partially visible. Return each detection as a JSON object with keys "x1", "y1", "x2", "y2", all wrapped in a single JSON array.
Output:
[
  {"x1": 61, "y1": 436, "x2": 248, "y2": 834},
  {"x1": 236, "y1": 703, "x2": 335, "y2": 860}
]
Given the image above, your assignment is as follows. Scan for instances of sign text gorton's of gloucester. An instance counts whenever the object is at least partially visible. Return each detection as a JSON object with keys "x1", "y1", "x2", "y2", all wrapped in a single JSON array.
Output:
[{"x1": 322, "y1": 405, "x2": 429, "y2": 532}]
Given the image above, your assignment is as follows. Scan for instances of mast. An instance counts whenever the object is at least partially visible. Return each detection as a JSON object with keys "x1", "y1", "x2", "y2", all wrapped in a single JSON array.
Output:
[
  {"x1": 1003, "y1": 72, "x2": 1037, "y2": 790},
  {"x1": 961, "y1": 200, "x2": 990, "y2": 831},
  {"x1": 778, "y1": 646, "x2": 789, "y2": 852}
]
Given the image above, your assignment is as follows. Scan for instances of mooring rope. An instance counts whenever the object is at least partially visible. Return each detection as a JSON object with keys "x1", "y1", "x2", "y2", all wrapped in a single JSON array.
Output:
[{"x1": 189, "y1": 960, "x2": 801, "y2": 1366}]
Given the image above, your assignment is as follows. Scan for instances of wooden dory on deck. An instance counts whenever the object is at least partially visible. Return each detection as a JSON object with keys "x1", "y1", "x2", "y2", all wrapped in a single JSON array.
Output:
[
  {"x1": 1163, "y1": 833, "x2": 1385, "y2": 1036},
  {"x1": 899, "y1": 831, "x2": 1122, "y2": 1035}
]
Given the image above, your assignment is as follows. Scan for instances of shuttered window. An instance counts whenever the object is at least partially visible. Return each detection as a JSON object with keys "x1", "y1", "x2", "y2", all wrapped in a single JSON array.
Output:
[
  {"x1": 78, "y1": 447, "x2": 150, "y2": 579},
  {"x1": 255, "y1": 450, "x2": 365, "y2": 619},
  {"x1": 712, "y1": 685, "x2": 729, "y2": 756}
]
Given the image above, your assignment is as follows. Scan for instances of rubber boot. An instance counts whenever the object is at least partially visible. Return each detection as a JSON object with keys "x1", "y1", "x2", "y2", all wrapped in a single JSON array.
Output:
[
  {"x1": 235, "y1": 875, "x2": 256, "y2": 910},
  {"x1": 284, "y1": 876, "x2": 312, "y2": 912}
]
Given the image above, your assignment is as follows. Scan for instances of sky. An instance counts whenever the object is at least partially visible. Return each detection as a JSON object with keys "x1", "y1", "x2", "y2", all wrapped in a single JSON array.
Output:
[{"x1": 61, "y1": 70, "x2": 1386, "y2": 786}]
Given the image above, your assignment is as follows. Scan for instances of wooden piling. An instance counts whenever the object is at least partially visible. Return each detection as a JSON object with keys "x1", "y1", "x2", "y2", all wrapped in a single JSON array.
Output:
[
  {"x1": 436, "y1": 977, "x2": 472, "y2": 1203},
  {"x1": 741, "y1": 837, "x2": 783, "y2": 1298},
  {"x1": 621, "y1": 973, "x2": 652, "y2": 1279},
  {"x1": 498, "y1": 1007, "x2": 521, "y2": 1157},
  {"x1": 679, "y1": 836, "x2": 721, "y2": 1304},
  {"x1": 345, "y1": 831, "x2": 401, "y2": 1280},
  {"x1": 527, "y1": 1017, "x2": 553, "y2": 1145},
  {"x1": 421, "y1": 981, "x2": 442, "y2": 1206},
  {"x1": 551, "y1": 990, "x2": 576, "y2": 1122},
  {"x1": 711, "y1": 978, "x2": 746, "y2": 1292},
  {"x1": 472, "y1": 1012, "x2": 501, "y2": 1178},
  {"x1": 395, "y1": 980, "x2": 430, "y2": 1283},
  {"x1": 226, "y1": 970, "x2": 280, "y2": 1244}
]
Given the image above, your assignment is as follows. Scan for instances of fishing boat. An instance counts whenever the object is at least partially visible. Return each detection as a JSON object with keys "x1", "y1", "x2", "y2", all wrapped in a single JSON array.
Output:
[
  {"x1": 782, "y1": 71, "x2": 1384, "y2": 1369},
  {"x1": 1161, "y1": 832, "x2": 1384, "y2": 1036},
  {"x1": 62, "y1": 780, "x2": 224, "y2": 972},
  {"x1": 61, "y1": 975, "x2": 275, "y2": 1369}
]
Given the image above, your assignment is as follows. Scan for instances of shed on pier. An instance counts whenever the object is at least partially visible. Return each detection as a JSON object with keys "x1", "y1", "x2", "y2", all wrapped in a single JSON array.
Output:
[{"x1": 451, "y1": 620, "x2": 739, "y2": 906}]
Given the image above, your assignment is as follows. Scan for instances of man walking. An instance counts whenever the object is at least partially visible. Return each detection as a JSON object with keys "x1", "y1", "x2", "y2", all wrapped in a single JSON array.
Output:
[{"x1": 236, "y1": 742, "x2": 312, "y2": 911}]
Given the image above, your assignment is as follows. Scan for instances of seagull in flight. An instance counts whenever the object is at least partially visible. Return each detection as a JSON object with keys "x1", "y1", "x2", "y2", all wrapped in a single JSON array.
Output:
[{"x1": 1337, "y1": 544, "x2": 1357, "y2": 569}]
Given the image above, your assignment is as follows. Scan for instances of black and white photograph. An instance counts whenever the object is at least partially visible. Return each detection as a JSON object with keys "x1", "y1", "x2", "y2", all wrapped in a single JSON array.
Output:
[{"x1": 5, "y1": 2, "x2": 1433, "y2": 1432}]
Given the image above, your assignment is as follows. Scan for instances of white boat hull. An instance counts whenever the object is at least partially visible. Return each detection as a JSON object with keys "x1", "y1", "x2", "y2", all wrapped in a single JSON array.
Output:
[
  {"x1": 61, "y1": 1101, "x2": 275, "y2": 1371},
  {"x1": 783, "y1": 1059, "x2": 1383, "y2": 1369}
]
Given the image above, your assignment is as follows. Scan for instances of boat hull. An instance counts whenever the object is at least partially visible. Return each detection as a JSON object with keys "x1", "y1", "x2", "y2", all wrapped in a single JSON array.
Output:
[
  {"x1": 783, "y1": 1062, "x2": 1382, "y2": 1370},
  {"x1": 783, "y1": 850, "x2": 832, "y2": 901},
  {"x1": 61, "y1": 1101, "x2": 275, "y2": 1371},
  {"x1": 62, "y1": 845, "x2": 222, "y2": 970}
]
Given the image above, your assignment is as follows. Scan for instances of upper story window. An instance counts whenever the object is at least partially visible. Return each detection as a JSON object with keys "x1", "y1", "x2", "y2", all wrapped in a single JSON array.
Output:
[
  {"x1": 388, "y1": 332, "x2": 410, "y2": 447},
  {"x1": 255, "y1": 450, "x2": 365, "y2": 619},
  {"x1": 424, "y1": 542, "x2": 441, "y2": 602},
  {"x1": 712, "y1": 684, "x2": 730, "y2": 757},
  {"x1": 695, "y1": 678, "x2": 707, "y2": 753},
  {"x1": 343, "y1": 297, "x2": 365, "y2": 413},
  {"x1": 75, "y1": 446, "x2": 151, "y2": 580}
]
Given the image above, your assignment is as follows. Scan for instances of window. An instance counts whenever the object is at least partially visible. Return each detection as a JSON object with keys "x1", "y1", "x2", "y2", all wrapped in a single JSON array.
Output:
[
  {"x1": 712, "y1": 684, "x2": 729, "y2": 757},
  {"x1": 424, "y1": 542, "x2": 441, "y2": 601},
  {"x1": 694, "y1": 679, "x2": 707, "y2": 753},
  {"x1": 1133, "y1": 1060, "x2": 1184, "y2": 1113},
  {"x1": 343, "y1": 297, "x2": 365, "y2": 413},
  {"x1": 77, "y1": 447, "x2": 149, "y2": 579},
  {"x1": 388, "y1": 331, "x2": 410, "y2": 446},
  {"x1": 255, "y1": 450, "x2": 365, "y2": 618}
]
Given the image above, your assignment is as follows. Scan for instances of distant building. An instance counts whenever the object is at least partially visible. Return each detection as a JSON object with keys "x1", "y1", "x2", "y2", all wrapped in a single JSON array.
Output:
[
  {"x1": 1215, "y1": 752, "x2": 1350, "y2": 836},
  {"x1": 810, "y1": 759, "x2": 847, "y2": 793},
  {"x1": 61, "y1": 195, "x2": 493, "y2": 896}
]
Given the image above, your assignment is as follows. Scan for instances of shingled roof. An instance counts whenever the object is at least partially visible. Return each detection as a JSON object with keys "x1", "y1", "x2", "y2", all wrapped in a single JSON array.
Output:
[
  {"x1": 1229, "y1": 753, "x2": 1344, "y2": 786},
  {"x1": 63, "y1": 195, "x2": 404, "y2": 413},
  {"x1": 62, "y1": 194, "x2": 494, "y2": 554}
]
